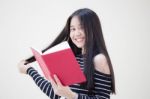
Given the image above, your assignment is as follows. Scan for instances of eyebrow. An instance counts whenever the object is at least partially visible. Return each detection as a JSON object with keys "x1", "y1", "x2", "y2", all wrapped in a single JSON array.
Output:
[
  {"x1": 70, "y1": 26, "x2": 74, "y2": 28},
  {"x1": 70, "y1": 24, "x2": 82, "y2": 27}
]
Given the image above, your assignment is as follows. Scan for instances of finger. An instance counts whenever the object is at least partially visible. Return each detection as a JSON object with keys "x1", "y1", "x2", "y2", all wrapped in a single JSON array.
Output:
[
  {"x1": 22, "y1": 60, "x2": 27, "y2": 65},
  {"x1": 53, "y1": 74, "x2": 62, "y2": 86},
  {"x1": 48, "y1": 75, "x2": 57, "y2": 88},
  {"x1": 19, "y1": 60, "x2": 26, "y2": 66},
  {"x1": 24, "y1": 61, "x2": 28, "y2": 65},
  {"x1": 18, "y1": 60, "x2": 25, "y2": 67}
]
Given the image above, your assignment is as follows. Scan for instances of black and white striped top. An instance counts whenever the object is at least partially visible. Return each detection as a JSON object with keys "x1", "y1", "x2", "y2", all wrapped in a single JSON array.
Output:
[{"x1": 27, "y1": 54, "x2": 112, "y2": 99}]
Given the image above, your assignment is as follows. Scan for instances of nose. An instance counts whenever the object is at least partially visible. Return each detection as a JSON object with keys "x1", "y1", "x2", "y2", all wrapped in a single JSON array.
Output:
[{"x1": 75, "y1": 29, "x2": 82, "y2": 36}]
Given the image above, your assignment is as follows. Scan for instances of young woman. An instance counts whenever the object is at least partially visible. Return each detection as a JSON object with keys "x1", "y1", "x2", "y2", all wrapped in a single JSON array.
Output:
[{"x1": 18, "y1": 8, "x2": 115, "y2": 99}]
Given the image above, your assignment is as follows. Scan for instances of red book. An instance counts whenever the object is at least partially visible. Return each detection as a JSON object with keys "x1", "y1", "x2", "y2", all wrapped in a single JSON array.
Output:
[{"x1": 30, "y1": 41, "x2": 86, "y2": 86}]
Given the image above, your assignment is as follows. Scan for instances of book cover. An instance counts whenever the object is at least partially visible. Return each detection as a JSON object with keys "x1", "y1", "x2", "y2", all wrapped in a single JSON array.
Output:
[{"x1": 30, "y1": 41, "x2": 86, "y2": 86}]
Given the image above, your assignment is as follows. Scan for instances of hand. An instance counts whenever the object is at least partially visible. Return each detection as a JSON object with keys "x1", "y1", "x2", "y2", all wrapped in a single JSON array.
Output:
[
  {"x1": 49, "y1": 75, "x2": 78, "y2": 99},
  {"x1": 17, "y1": 60, "x2": 31, "y2": 74}
]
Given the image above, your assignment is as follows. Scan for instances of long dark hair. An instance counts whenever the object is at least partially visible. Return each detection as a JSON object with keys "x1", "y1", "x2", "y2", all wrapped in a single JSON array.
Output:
[{"x1": 25, "y1": 8, "x2": 115, "y2": 94}]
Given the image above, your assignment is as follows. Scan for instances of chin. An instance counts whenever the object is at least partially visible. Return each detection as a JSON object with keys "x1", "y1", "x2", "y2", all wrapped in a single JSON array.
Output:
[
  {"x1": 76, "y1": 44, "x2": 84, "y2": 48},
  {"x1": 73, "y1": 41, "x2": 85, "y2": 48}
]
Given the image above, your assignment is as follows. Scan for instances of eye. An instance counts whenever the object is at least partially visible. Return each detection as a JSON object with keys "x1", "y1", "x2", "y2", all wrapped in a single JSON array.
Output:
[
  {"x1": 70, "y1": 28, "x2": 75, "y2": 32},
  {"x1": 79, "y1": 25, "x2": 84, "y2": 31}
]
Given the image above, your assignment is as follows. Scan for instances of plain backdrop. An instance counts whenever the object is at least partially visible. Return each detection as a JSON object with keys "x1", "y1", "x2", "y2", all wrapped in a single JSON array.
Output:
[{"x1": 0, "y1": 0, "x2": 150, "y2": 99}]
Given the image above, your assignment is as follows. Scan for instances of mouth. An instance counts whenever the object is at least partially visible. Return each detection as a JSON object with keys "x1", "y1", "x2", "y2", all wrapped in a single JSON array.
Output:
[
  {"x1": 72, "y1": 37, "x2": 85, "y2": 48},
  {"x1": 75, "y1": 38, "x2": 84, "y2": 42},
  {"x1": 74, "y1": 38, "x2": 85, "y2": 42}
]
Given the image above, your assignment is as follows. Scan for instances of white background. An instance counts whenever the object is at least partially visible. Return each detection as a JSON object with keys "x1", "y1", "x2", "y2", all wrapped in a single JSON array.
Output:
[{"x1": 0, "y1": 0, "x2": 150, "y2": 99}]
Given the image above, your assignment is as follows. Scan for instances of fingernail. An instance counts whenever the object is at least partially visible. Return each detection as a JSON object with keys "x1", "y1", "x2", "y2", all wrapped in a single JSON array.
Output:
[{"x1": 53, "y1": 74, "x2": 57, "y2": 78}]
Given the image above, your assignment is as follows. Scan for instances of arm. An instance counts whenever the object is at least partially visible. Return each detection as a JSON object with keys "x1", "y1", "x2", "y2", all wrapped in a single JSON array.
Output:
[
  {"x1": 17, "y1": 60, "x2": 60, "y2": 99},
  {"x1": 18, "y1": 60, "x2": 78, "y2": 99},
  {"x1": 27, "y1": 67, "x2": 60, "y2": 99}
]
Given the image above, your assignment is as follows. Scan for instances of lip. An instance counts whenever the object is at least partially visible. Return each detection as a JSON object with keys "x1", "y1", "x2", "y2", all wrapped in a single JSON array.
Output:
[
  {"x1": 75, "y1": 38, "x2": 84, "y2": 41},
  {"x1": 74, "y1": 37, "x2": 85, "y2": 42}
]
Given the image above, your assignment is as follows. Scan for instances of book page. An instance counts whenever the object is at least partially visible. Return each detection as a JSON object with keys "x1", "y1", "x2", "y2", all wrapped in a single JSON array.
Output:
[
  {"x1": 30, "y1": 47, "x2": 42, "y2": 55},
  {"x1": 43, "y1": 41, "x2": 70, "y2": 55},
  {"x1": 31, "y1": 47, "x2": 51, "y2": 80}
]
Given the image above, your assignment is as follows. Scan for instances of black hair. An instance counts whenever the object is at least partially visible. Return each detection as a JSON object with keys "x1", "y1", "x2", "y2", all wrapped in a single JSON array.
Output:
[{"x1": 25, "y1": 8, "x2": 115, "y2": 94}]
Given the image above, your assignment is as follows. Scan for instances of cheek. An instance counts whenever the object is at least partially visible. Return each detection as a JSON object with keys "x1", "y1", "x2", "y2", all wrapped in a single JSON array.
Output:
[{"x1": 69, "y1": 33, "x2": 73, "y2": 40}]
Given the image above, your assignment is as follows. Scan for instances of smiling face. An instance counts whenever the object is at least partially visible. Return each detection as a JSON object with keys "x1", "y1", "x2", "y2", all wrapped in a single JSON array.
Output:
[{"x1": 70, "y1": 16, "x2": 86, "y2": 50}]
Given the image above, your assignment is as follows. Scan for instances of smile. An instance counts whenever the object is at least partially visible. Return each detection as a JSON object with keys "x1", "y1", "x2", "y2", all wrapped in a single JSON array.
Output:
[{"x1": 75, "y1": 38, "x2": 84, "y2": 42}]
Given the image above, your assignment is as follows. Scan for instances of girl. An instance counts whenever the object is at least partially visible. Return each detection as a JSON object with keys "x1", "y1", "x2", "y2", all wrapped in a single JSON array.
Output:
[{"x1": 18, "y1": 8, "x2": 115, "y2": 99}]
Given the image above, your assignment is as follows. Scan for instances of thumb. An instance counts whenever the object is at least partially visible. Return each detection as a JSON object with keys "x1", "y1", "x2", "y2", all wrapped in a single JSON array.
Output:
[{"x1": 53, "y1": 74, "x2": 62, "y2": 86}]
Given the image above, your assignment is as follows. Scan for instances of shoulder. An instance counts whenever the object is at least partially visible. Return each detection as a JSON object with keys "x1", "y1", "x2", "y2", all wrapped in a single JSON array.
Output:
[{"x1": 93, "y1": 53, "x2": 110, "y2": 74}]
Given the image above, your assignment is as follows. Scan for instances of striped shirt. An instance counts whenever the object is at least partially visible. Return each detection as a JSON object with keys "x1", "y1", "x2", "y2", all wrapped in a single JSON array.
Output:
[{"x1": 27, "y1": 54, "x2": 112, "y2": 99}]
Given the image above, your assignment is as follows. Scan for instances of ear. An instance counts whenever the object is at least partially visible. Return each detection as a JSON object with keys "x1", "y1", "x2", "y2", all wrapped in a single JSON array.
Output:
[{"x1": 93, "y1": 53, "x2": 110, "y2": 74}]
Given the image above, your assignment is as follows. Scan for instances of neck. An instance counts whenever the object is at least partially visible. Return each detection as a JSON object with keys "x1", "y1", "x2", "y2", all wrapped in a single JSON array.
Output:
[{"x1": 82, "y1": 47, "x2": 86, "y2": 55}]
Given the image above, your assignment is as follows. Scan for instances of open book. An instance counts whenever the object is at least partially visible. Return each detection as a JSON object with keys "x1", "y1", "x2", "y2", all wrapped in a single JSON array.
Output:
[{"x1": 30, "y1": 41, "x2": 86, "y2": 86}]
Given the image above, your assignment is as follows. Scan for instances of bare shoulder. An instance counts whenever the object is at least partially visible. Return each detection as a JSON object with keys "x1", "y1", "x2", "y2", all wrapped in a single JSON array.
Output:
[{"x1": 93, "y1": 53, "x2": 110, "y2": 74}]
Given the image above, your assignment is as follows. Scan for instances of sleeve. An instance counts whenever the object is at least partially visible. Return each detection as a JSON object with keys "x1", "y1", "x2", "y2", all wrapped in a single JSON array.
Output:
[{"x1": 27, "y1": 67, "x2": 60, "y2": 99}]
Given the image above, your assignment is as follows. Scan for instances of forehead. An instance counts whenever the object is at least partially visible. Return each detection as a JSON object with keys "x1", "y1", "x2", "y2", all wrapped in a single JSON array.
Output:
[{"x1": 70, "y1": 16, "x2": 81, "y2": 27}]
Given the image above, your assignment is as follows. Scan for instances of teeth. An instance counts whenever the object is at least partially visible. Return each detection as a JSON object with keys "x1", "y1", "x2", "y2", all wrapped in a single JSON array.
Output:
[{"x1": 76, "y1": 39, "x2": 83, "y2": 42}]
